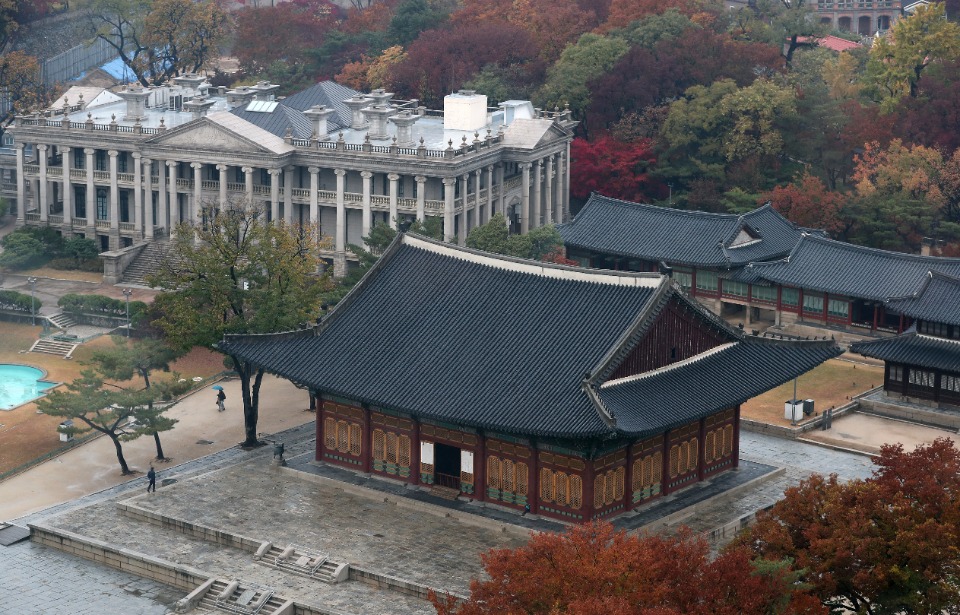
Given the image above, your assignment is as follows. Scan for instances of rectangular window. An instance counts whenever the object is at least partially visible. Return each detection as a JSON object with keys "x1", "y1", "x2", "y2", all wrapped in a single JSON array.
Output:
[
  {"x1": 908, "y1": 369, "x2": 934, "y2": 388},
  {"x1": 919, "y1": 321, "x2": 947, "y2": 337},
  {"x1": 828, "y1": 298, "x2": 849, "y2": 319},
  {"x1": 696, "y1": 270, "x2": 718, "y2": 292},
  {"x1": 74, "y1": 149, "x2": 84, "y2": 170},
  {"x1": 752, "y1": 285, "x2": 777, "y2": 303},
  {"x1": 117, "y1": 154, "x2": 127, "y2": 174},
  {"x1": 803, "y1": 292, "x2": 824, "y2": 313},
  {"x1": 96, "y1": 189, "x2": 108, "y2": 220},
  {"x1": 722, "y1": 280, "x2": 748, "y2": 298},
  {"x1": 889, "y1": 364, "x2": 903, "y2": 383},
  {"x1": 96, "y1": 150, "x2": 106, "y2": 172},
  {"x1": 943, "y1": 375, "x2": 960, "y2": 393},
  {"x1": 673, "y1": 270, "x2": 692, "y2": 290},
  {"x1": 781, "y1": 287, "x2": 799, "y2": 307}
]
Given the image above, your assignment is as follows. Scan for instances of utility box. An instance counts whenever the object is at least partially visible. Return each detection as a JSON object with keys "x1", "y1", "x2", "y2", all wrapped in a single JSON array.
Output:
[
  {"x1": 784, "y1": 400, "x2": 803, "y2": 421},
  {"x1": 803, "y1": 399, "x2": 815, "y2": 416},
  {"x1": 58, "y1": 420, "x2": 74, "y2": 442}
]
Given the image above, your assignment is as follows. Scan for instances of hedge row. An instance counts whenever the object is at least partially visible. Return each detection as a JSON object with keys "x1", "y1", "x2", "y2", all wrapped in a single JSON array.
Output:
[
  {"x1": 0, "y1": 289, "x2": 40, "y2": 314},
  {"x1": 58, "y1": 293, "x2": 148, "y2": 324}
]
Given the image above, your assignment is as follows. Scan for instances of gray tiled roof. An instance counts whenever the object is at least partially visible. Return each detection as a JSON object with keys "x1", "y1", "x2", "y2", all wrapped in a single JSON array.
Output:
[
  {"x1": 601, "y1": 338, "x2": 841, "y2": 437},
  {"x1": 851, "y1": 330, "x2": 960, "y2": 373},
  {"x1": 558, "y1": 194, "x2": 809, "y2": 268},
  {"x1": 228, "y1": 81, "x2": 358, "y2": 139},
  {"x1": 218, "y1": 235, "x2": 840, "y2": 439},
  {"x1": 230, "y1": 104, "x2": 314, "y2": 139},
  {"x1": 884, "y1": 272, "x2": 960, "y2": 326},
  {"x1": 737, "y1": 235, "x2": 960, "y2": 301}
]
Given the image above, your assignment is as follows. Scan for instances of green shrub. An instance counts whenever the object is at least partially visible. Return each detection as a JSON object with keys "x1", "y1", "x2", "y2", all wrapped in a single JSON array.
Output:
[
  {"x1": 0, "y1": 289, "x2": 39, "y2": 313},
  {"x1": 0, "y1": 233, "x2": 45, "y2": 270},
  {"x1": 47, "y1": 257, "x2": 103, "y2": 272},
  {"x1": 58, "y1": 293, "x2": 148, "y2": 324}
]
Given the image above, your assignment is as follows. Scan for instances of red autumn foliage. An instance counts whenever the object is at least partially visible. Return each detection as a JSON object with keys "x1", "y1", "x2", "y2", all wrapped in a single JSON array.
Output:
[
  {"x1": 234, "y1": 0, "x2": 340, "y2": 74},
  {"x1": 741, "y1": 438, "x2": 960, "y2": 614},
  {"x1": 764, "y1": 174, "x2": 847, "y2": 235},
  {"x1": 431, "y1": 522, "x2": 826, "y2": 615},
  {"x1": 570, "y1": 135, "x2": 658, "y2": 202},
  {"x1": 600, "y1": 0, "x2": 703, "y2": 31},
  {"x1": 541, "y1": 247, "x2": 579, "y2": 266},
  {"x1": 895, "y1": 59, "x2": 960, "y2": 152}
]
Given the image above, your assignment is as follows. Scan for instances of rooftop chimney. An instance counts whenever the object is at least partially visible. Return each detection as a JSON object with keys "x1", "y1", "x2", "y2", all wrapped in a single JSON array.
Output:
[
  {"x1": 389, "y1": 110, "x2": 420, "y2": 147},
  {"x1": 344, "y1": 96, "x2": 371, "y2": 130},
  {"x1": 116, "y1": 86, "x2": 150, "y2": 122},
  {"x1": 444, "y1": 90, "x2": 488, "y2": 132},
  {"x1": 225, "y1": 86, "x2": 256, "y2": 106},
  {"x1": 250, "y1": 81, "x2": 279, "y2": 101},
  {"x1": 303, "y1": 105, "x2": 336, "y2": 141},
  {"x1": 184, "y1": 96, "x2": 216, "y2": 120}
]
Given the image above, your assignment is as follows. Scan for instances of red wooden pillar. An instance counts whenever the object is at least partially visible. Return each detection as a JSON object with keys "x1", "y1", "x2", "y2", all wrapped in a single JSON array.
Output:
[
  {"x1": 798, "y1": 288, "x2": 804, "y2": 321},
  {"x1": 529, "y1": 444, "x2": 540, "y2": 514},
  {"x1": 361, "y1": 407, "x2": 372, "y2": 474},
  {"x1": 314, "y1": 396, "x2": 323, "y2": 462},
  {"x1": 690, "y1": 269, "x2": 697, "y2": 298},
  {"x1": 697, "y1": 418, "x2": 707, "y2": 481},
  {"x1": 732, "y1": 406, "x2": 741, "y2": 469},
  {"x1": 822, "y1": 292, "x2": 829, "y2": 322},
  {"x1": 872, "y1": 304, "x2": 879, "y2": 331},
  {"x1": 660, "y1": 430, "x2": 671, "y2": 496},
  {"x1": 583, "y1": 458, "x2": 596, "y2": 520},
  {"x1": 899, "y1": 314, "x2": 905, "y2": 333},
  {"x1": 776, "y1": 285, "x2": 783, "y2": 325},
  {"x1": 410, "y1": 418, "x2": 420, "y2": 486}
]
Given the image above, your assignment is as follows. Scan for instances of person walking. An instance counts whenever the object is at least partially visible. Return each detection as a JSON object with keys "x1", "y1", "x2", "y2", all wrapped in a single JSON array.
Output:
[
  {"x1": 216, "y1": 388, "x2": 226, "y2": 412},
  {"x1": 147, "y1": 466, "x2": 156, "y2": 493}
]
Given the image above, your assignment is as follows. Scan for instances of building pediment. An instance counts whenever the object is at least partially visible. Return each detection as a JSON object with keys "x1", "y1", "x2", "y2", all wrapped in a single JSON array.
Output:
[{"x1": 143, "y1": 114, "x2": 294, "y2": 156}]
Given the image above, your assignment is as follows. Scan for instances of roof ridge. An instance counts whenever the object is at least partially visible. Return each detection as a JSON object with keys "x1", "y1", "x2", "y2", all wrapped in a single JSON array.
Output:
[
  {"x1": 601, "y1": 342, "x2": 738, "y2": 388},
  {"x1": 805, "y1": 234, "x2": 960, "y2": 264},
  {"x1": 588, "y1": 193, "x2": 756, "y2": 221}
]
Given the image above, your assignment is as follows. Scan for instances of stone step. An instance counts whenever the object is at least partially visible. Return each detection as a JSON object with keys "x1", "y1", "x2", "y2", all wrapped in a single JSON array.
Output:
[
  {"x1": 29, "y1": 339, "x2": 79, "y2": 358},
  {"x1": 196, "y1": 579, "x2": 286, "y2": 614},
  {"x1": 430, "y1": 485, "x2": 461, "y2": 501},
  {"x1": 261, "y1": 545, "x2": 346, "y2": 583},
  {"x1": 46, "y1": 312, "x2": 76, "y2": 329}
]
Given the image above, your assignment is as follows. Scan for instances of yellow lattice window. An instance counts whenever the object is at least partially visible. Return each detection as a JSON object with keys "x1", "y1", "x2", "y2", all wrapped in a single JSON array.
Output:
[
  {"x1": 540, "y1": 468, "x2": 554, "y2": 503},
  {"x1": 398, "y1": 435, "x2": 411, "y2": 466},
  {"x1": 556, "y1": 472, "x2": 569, "y2": 505},
  {"x1": 373, "y1": 429, "x2": 385, "y2": 461},
  {"x1": 632, "y1": 459, "x2": 643, "y2": 492},
  {"x1": 614, "y1": 467, "x2": 625, "y2": 500},
  {"x1": 503, "y1": 459, "x2": 516, "y2": 493},
  {"x1": 349, "y1": 423, "x2": 362, "y2": 456},
  {"x1": 324, "y1": 417, "x2": 337, "y2": 450},
  {"x1": 652, "y1": 457, "x2": 662, "y2": 485},
  {"x1": 336, "y1": 421, "x2": 349, "y2": 453},
  {"x1": 705, "y1": 431, "x2": 716, "y2": 463},
  {"x1": 669, "y1": 445, "x2": 680, "y2": 478},
  {"x1": 604, "y1": 470, "x2": 615, "y2": 504},
  {"x1": 386, "y1": 431, "x2": 398, "y2": 464},
  {"x1": 723, "y1": 425, "x2": 734, "y2": 456},
  {"x1": 421, "y1": 462, "x2": 434, "y2": 475},
  {"x1": 516, "y1": 462, "x2": 528, "y2": 496},
  {"x1": 594, "y1": 475, "x2": 604, "y2": 509},
  {"x1": 487, "y1": 456, "x2": 502, "y2": 489},
  {"x1": 688, "y1": 437, "x2": 698, "y2": 473},
  {"x1": 570, "y1": 474, "x2": 583, "y2": 509}
]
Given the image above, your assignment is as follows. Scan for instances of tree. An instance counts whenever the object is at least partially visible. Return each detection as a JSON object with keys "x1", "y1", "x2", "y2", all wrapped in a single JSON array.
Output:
[
  {"x1": 570, "y1": 135, "x2": 658, "y2": 202},
  {"x1": 88, "y1": 337, "x2": 183, "y2": 461},
  {"x1": 0, "y1": 0, "x2": 17, "y2": 50},
  {"x1": 741, "y1": 439, "x2": 960, "y2": 614},
  {"x1": 37, "y1": 370, "x2": 134, "y2": 474},
  {"x1": 433, "y1": 522, "x2": 825, "y2": 615},
  {"x1": 0, "y1": 51, "x2": 55, "y2": 139},
  {"x1": 61, "y1": 237, "x2": 100, "y2": 269},
  {"x1": 234, "y1": 0, "x2": 339, "y2": 76},
  {"x1": 148, "y1": 203, "x2": 327, "y2": 448},
  {"x1": 386, "y1": 0, "x2": 448, "y2": 46},
  {"x1": 0, "y1": 232, "x2": 44, "y2": 270},
  {"x1": 465, "y1": 214, "x2": 565, "y2": 260},
  {"x1": 894, "y1": 59, "x2": 960, "y2": 152},
  {"x1": 761, "y1": 0, "x2": 830, "y2": 64},
  {"x1": 866, "y1": 3, "x2": 960, "y2": 108},
  {"x1": 764, "y1": 174, "x2": 847, "y2": 234}
]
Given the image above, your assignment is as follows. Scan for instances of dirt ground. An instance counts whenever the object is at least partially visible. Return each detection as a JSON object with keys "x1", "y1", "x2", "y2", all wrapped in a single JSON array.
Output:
[
  {"x1": 803, "y1": 412, "x2": 958, "y2": 455},
  {"x1": 0, "y1": 323, "x2": 226, "y2": 475},
  {"x1": 740, "y1": 357, "x2": 884, "y2": 425}
]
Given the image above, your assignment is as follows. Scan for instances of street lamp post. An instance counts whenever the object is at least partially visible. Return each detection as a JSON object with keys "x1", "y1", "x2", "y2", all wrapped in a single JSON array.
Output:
[
  {"x1": 668, "y1": 183, "x2": 673, "y2": 206},
  {"x1": 122, "y1": 288, "x2": 133, "y2": 338},
  {"x1": 27, "y1": 276, "x2": 37, "y2": 326}
]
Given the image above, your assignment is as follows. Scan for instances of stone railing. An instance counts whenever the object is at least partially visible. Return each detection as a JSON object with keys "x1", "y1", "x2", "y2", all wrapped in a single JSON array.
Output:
[
  {"x1": 70, "y1": 169, "x2": 85, "y2": 180},
  {"x1": 424, "y1": 199, "x2": 444, "y2": 211},
  {"x1": 46, "y1": 167, "x2": 62, "y2": 178},
  {"x1": 49, "y1": 214, "x2": 63, "y2": 224},
  {"x1": 73, "y1": 218, "x2": 87, "y2": 227},
  {"x1": 93, "y1": 170, "x2": 109, "y2": 181},
  {"x1": 25, "y1": 212, "x2": 40, "y2": 221},
  {"x1": 95, "y1": 219, "x2": 110, "y2": 229},
  {"x1": 119, "y1": 222, "x2": 137, "y2": 232},
  {"x1": 117, "y1": 172, "x2": 134, "y2": 184}
]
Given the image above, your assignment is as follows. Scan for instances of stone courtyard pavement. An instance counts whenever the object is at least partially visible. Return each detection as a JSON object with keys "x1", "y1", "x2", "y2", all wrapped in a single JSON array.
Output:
[{"x1": 1, "y1": 426, "x2": 878, "y2": 614}]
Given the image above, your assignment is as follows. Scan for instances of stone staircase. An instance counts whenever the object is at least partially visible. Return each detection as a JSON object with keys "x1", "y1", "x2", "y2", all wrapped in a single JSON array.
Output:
[
  {"x1": 254, "y1": 543, "x2": 348, "y2": 584},
  {"x1": 46, "y1": 312, "x2": 76, "y2": 330},
  {"x1": 430, "y1": 485, "x2": 461, "y2": 501},
  {"x1": 194, "y1": 579, "x2": 293, "y2": 615},
  {"x1": 120, "y1": 239, "x2": 183, "y2": 287},
  {"x1": 28, "y1": 337, "x2": 79, "y2": 359}
]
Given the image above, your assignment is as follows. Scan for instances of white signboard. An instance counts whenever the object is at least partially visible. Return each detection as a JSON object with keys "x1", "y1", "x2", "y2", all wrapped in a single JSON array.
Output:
[
  {"x1": 420, "y1": 441, "x2": 434, "y2": 465},
  {"x1": 461, "y1": 450, "x2": 474, "y2": 474}
]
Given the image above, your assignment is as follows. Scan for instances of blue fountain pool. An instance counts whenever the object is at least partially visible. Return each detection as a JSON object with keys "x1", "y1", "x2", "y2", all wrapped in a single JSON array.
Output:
[{"x1": 0, "y1": 364, "x2": 56, "y2": 410}]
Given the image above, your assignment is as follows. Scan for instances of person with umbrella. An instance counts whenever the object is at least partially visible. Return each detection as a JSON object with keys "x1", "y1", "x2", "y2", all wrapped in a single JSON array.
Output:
[{"x1": 214, "y1": 385, "x2": 226, "y2": 412}]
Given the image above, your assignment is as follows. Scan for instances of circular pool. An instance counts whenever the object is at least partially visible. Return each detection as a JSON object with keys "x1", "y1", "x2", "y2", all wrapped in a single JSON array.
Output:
[{"x1": 0, "y1": 364, "x2": 56, "y2": 410}]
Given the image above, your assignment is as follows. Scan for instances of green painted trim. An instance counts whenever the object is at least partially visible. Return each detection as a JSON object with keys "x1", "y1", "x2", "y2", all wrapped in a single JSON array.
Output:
[{"x1": 420, "y1": 418, "x2": 477, "y2": 434}]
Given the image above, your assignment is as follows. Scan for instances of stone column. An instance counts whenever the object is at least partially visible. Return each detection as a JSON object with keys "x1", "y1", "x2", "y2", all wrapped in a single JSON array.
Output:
[
  {"x1": 334, "y1": 168, "x2": 347, "y2": 277},
  {"x1": 132, "y1": 152, "x2": 142, "y2": 235},
  {"x1": 143, "y1": 158, "x2": 154, "y2": 239},
  {"x1": 217, "y1": 164, "x2": 228, "y2": 208},
  {"x1": 14, "y1": 143, "x2": 24, "y2": 226},
  {"x1": 157, "y1": 160, "x2": 167, "y2": 233},
  {"x1": 37, "y1": 144, "x2": 48, "y2": 222},
  {"x1": 85, "y1": 148, "x2": 95, "y2": 236},
  {"x1": 191, "y1": 162, "x2": 203, "y2": 227},
  {"x1": 388, "y1": 173, "x2": 399, "y2": 229},
  {"x1": 283, "y1": 165, "x2": 294, "y2": 224},
  {"x1": 519, "y1": 162, "x2": 531, "y2": 234},
  {"x1": 496, "y1": 163, "x2": 505, "y2": 217},
  {"x1": 474, "y1": 169, "x2": 482, "y2": 231},
  {"x1": 168, "y1": 161, "x2": 178, "y2": 231},
  {"x1": 243, "y1": 166, "x2": 254, "y2": 208},
  {"x1": 545, "y1": 155, "x2": 554, "y2": 225},
  {"x1": 268, "y1": 168, "x2": 281, "y2": 222},
  {"x1": 459, "y1": 174, "x2": 469, "y2": 244},
  {"x1": 308, "y1": 166, "x2": 320, "y2": 229},
  {"x1": 552, "y1": 153, "x2": 562, "y2": 225},
  {"x1": 415, "y1": 176, "x2": 426, "y2": 222},
  {"x1": 61, "y1": 146, "x2": 73, "y2": 229},
  {"x1": 361, "y1": 170, "x2": 372, "y2": 242},
  {"x1": 532, "y1": 159, "x2": 542, "y2": 230},
  {"x1": 108, "y1": 150, "x2": 119, "y2": 237},
  {"x1": 486, "y1": 165, "x2": 494, "y2": 224},
  {"x1": 443, "y1": 177, "x2": 456, "y2": 242}
]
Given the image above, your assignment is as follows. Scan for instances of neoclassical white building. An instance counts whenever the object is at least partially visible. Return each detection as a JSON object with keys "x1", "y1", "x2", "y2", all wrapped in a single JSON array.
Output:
[{"x1": 4, "y1": 76, "x2": 575, "y2": 280}]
